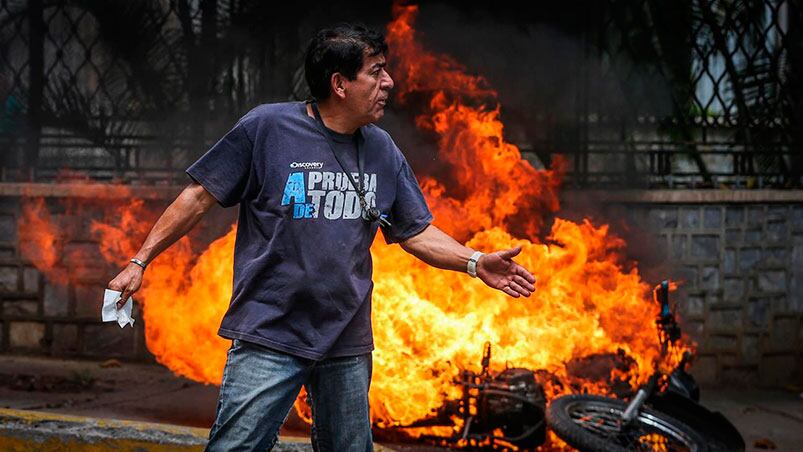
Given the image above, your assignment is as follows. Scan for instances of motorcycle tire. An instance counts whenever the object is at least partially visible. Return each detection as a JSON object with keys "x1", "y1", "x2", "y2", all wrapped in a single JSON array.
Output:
[{"x1": 546, "y1": 394, "x2": 709, "y2": 452}]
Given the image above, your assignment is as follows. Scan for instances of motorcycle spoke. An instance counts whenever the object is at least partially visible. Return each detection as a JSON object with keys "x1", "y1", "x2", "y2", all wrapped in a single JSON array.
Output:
[
  {"x1": 566, "y1": 404, "x2": 692, "y2": 452},
  {"x1": 569, "y1": 408, "x2": 622, "y2": 436}
]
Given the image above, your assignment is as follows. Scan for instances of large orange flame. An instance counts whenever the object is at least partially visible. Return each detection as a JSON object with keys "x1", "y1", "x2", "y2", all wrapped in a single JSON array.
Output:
[
  {"x1": 387, "y1": 3, "x2": 562, "y2": 240},
  {"x1": 363, "y1": 4, "x2": 687, "y2": 431},
  {"x1": 17, "y1": 2, "x2": 691, "y2": 448}
]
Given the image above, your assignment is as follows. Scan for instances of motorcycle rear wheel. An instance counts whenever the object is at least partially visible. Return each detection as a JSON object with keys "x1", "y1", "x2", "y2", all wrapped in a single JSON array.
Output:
[{"x1": 546, "y1": 394, "x2": 708, "y2": 452}]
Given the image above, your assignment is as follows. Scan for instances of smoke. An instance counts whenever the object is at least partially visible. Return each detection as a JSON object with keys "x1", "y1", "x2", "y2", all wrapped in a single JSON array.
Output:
[{"x1": 381, "y1": 1, "x2": 675, "y2": 171}]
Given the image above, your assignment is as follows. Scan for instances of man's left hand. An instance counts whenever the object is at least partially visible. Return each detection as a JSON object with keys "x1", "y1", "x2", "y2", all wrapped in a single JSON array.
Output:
[{"x1": 476, "y1": 246, "x2": 536, "y2": 298}]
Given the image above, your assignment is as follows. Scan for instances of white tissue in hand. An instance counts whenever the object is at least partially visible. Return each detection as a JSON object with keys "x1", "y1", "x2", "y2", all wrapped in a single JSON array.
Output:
[{"x1": 102, "y1": 288, "x2": 135, "y2": 328}]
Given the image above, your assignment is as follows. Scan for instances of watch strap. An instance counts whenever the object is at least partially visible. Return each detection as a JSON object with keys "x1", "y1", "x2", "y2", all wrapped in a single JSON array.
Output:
[{"x1": 467, "y1": 251, "x2": 484, "y2": 278}]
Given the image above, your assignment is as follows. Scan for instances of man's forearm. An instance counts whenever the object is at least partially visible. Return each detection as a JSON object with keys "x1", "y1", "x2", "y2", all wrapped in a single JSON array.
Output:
[
  {"x1": 399, "y1": 224, "x2": 536, "y2": 298},
  {"x1": 399, "y1": 224, "x2": 474, "y2": 273},
  {"x1": 132, "y1": 183, "x2": 217, "y2": 264}
]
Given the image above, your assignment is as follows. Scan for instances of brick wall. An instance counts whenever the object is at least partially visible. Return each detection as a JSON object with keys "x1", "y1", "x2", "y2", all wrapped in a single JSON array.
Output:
[{"x1": 1, "y1": 185, "x2": 801, "y2": 386}]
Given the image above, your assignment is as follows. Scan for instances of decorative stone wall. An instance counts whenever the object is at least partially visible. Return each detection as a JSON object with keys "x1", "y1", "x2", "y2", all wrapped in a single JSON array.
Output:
[
  {"x1": 1, "y1": 184, "x2": 801, "y2": 387},
  {"x1": 562, "y1": 190, "x2": 803, "y2": 387},
  {"x1": 0, "y1": 197, "x2": 150, "y2": 361},
  {"x1": 651, "y1": 203, "x2": 801, "y2": 386},
  {"x1": 0, "y1": 183, "x2": 238, "y2": 363}
]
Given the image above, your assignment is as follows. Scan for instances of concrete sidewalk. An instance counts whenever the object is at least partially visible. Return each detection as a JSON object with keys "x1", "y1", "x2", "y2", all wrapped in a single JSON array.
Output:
[
  {"x1": 1, "y1": 408, "x2": 209, "y2": 451},
  {"x1": 0, "y1": 407, "x2": 326, "y2": 451},
  {"x1": 0, "y1": 355, "x2": 316, "y2": 450},
  {"x1": 0, "y1": 355, "x2": 801, "y2": 450},
  {"x1": 0, "y1": 355, "x2": 441, "y2": 451}
]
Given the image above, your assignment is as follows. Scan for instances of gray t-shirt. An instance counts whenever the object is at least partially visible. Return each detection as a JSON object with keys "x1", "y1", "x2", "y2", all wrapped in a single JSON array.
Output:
[{"x1": 187, "y1": 102, "x2": 432, "y2": 360}]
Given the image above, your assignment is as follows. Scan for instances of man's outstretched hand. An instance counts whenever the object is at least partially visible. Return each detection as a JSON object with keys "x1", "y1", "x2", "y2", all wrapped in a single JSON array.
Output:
[{"x1": 476, "y1": 246, "x2": 536, "y2": 298}]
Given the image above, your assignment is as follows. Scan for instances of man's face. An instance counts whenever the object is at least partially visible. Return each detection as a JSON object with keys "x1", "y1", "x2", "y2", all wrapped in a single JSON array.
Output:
[{"x1": 340, "y1": 51, "x2": 394, "y2": 125}]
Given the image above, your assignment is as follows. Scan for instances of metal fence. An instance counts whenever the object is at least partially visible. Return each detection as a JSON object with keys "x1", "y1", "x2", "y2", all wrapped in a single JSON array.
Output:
[
  {"x1": 572, "y1": 0, "x2": 802, "y2": 188},
  {"x1": 0, "y1": 0, "x2": 800, "y2": 188}
]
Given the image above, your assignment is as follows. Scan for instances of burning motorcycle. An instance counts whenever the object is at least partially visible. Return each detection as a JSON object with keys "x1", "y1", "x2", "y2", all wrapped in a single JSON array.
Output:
[
  {"x1": 546, "y1": 280, "x2": 745, "y2": 452},
  {"x1": 396, "y1": 280, "x2": 743, "y2": 451},
  {"x1": 401, "y1": 341, "x2": 548, "y2": 449}
]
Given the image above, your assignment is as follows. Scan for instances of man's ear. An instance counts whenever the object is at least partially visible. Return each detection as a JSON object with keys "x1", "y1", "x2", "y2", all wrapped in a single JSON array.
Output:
[{"x1": 330, "y1": 73, "x2": 347, "y2": 99}]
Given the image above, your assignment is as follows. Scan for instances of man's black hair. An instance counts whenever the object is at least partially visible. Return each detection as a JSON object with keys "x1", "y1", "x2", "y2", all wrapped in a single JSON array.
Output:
[{"x1": 304, "y1": 23, "x2": 388, "y2": 100}]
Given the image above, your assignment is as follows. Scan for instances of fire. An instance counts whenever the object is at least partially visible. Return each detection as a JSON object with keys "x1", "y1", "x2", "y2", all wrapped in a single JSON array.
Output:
[
  {"x1": 19, "y1": 198, "x2": 65, "y2": 284},
  {"x1": 17, "y1": 1, "x2": 691, "y2": 448},
  {"x1": 387, "y1": 3, "x2": 562, "y2": 240},
  {"x1": 18, "y1": 192, "x2": 233, "y2": 383},
  {"x1": 91, "y1": 198, "x2": 234, "y2": 382},
  {"x1": 364, "y1": 3, "x2": 687, "y2": 432}
]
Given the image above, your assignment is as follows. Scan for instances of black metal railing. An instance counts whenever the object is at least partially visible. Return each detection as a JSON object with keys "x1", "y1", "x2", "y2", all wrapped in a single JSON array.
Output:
[
  {"x1": 574, "y1": 0, "x2": 802, "y2": 187},
  {"x1": 0, "y1": 0, "x2": 800, "y2": 188}
]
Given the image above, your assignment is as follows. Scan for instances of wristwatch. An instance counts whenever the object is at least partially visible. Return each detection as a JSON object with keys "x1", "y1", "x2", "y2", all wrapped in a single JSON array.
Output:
[{"x1": 467, "y1": 251, "x2": 484, "y2": 278}]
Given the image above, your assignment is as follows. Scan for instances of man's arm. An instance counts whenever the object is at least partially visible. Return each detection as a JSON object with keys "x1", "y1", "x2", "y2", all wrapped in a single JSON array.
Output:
[
  {"x1": 107, "y1": 182, "x2": 217, "y2": 307},
  {"x1": 399, "y1": 224, "x2": 536, "y2": 298}
]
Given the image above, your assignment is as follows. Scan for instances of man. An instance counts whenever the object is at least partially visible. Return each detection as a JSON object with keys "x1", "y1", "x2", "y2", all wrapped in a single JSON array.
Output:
[{"x1": 107, "y1": 23, "x2": 536, "y2": 451}]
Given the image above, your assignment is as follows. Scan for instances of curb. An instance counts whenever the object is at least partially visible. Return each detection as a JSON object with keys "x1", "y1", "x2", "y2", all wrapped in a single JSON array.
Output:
[{"x1": 0, "y1": 408, "x2": 315, "y2": 451}]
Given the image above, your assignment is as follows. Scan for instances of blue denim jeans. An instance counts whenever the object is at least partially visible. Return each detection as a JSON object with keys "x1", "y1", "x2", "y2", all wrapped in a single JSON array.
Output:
[{"x1": 206, "y1": 339, "x2": 373, "y2": 452}]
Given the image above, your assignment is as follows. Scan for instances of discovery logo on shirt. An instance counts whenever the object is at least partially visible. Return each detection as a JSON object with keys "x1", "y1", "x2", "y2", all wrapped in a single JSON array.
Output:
[{"x1": 289, "y1": 161, "x2": 324, "y2": 169}]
